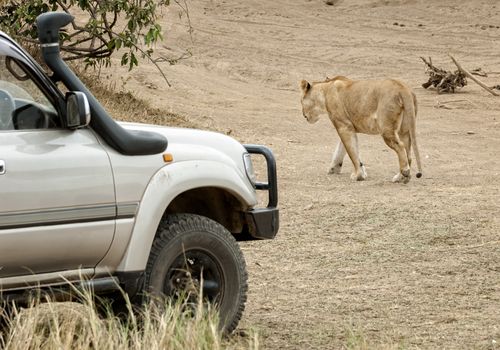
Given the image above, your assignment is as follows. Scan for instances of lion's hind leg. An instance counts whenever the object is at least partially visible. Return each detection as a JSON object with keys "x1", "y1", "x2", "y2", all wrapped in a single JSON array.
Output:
[
  {"x1": 400, "y1": 131, "x2": 412, "y2": 168},
  {"x1": 382, "y1": 131, "x2": 411, "y2": 183}
]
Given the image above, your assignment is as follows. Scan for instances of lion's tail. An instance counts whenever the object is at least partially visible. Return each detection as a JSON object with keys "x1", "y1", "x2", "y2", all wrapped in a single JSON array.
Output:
[{"x1": 402, "y1": 91, "x2": 423, "y2": 178}]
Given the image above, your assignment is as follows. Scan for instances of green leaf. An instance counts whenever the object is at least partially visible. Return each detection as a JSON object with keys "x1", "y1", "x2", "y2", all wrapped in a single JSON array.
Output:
[{"x1": 121, "y1": 52, "x2": 128, "y2": 66}]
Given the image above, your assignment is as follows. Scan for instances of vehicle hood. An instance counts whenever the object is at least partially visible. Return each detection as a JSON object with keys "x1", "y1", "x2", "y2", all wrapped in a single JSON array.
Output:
[{"x1": 119, "y1": 122, "x2": 249, "y2": 175}]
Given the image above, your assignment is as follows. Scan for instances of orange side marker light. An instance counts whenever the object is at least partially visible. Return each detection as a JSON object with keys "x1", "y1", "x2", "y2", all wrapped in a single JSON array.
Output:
[{"x1": 163, "y1": 153, "x2": 174, "y2": 163}]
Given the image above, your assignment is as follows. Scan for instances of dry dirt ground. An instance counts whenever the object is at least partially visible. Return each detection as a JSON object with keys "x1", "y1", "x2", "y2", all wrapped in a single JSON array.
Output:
[{"x1": 108, "y1": 0, "x2": 500, "y2": 348}]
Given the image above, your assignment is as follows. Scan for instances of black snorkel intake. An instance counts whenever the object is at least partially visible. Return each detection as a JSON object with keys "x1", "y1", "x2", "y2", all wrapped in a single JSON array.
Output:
[{"x1": 36, "y1": 12, "x2": 168, "y2": 156}]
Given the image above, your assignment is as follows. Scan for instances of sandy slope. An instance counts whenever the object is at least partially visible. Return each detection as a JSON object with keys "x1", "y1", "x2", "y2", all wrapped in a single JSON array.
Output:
[{"x1": 111, "y1": 0, "x2": 500, "y2": 348}]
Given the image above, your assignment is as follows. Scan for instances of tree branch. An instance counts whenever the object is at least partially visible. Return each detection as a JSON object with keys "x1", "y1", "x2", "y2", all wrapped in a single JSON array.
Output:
[{"x1": 448, "y1": 54, "x2": 499, "y2": 97}]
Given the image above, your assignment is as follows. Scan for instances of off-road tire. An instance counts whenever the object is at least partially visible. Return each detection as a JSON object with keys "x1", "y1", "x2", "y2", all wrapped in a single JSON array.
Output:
[{"x1": 144, "y1": 213, "x2": 248, "y2": 333}]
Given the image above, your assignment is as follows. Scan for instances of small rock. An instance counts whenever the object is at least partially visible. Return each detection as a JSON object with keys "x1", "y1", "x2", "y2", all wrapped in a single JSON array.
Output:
[
  {"x1": 467, "y1": 131, "x2": 475, "y2": 135},
  {"x1": 325, "y1": 0, "x2": 335, "y2": 5},
  {"x1": 304, "y1": 204, "x2": 314, "y2": 210}
]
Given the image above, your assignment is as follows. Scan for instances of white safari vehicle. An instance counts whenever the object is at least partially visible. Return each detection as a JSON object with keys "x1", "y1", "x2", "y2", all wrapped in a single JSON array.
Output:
[{"x1": 0, "y1": 12, "x2": 279, "y2": 332}]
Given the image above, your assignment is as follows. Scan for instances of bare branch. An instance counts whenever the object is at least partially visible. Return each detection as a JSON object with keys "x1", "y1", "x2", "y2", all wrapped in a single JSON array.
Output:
[
  {"x1": 174, "y1": 0, "x2": 194, "y2": 42},
  {"x1": 448, "y1": 54, "x2": 499, "y2": 97},
  {"x1": 154, "y1": 50, "x2": 192, "y2": 65},
  {"x1": 108, "y1": 29, "x2": 171, "y2": 87}
]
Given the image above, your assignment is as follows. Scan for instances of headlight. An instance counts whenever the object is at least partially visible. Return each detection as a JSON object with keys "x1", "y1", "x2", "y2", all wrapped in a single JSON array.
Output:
[{"x1": 243, "y1": 153, "x2": 256, "y2": 186}]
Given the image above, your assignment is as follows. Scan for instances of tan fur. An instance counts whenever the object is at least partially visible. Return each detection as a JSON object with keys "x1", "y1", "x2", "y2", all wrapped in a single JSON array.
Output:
[{"x1": 300, "y1": 76, "x2": 423, "y2": 183}]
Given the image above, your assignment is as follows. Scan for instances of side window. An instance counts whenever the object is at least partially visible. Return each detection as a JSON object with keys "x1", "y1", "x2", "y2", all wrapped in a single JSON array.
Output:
[{"x1": 0, "y1": 55, "x2": 60, "y2": 131}]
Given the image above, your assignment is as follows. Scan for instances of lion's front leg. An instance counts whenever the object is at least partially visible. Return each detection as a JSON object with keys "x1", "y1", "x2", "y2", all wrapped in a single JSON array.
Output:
[
  {"x1": 328, "y1": 139, "x2": 346, "y2": 174},
  {"x1": 337, "y1": 129, "x2": 367, "y2": 181},
  {"x1": 328, "y1": 135, "x2": 366, "y2": 179}
]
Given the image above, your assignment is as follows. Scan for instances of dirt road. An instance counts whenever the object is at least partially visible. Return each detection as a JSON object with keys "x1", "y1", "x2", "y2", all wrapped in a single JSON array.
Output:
[{"x1": 113, "y1": 0, "x2": 500, "y2": 348}]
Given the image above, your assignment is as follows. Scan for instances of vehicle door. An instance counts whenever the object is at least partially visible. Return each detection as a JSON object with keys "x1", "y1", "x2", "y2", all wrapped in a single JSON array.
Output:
[{"x1": 0, "y1": 49, "x2": 116, "y2": 280}]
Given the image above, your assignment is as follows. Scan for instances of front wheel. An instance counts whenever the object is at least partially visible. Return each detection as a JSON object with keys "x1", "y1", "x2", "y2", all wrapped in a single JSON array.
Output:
[{"x1": 144, "y1": 214, "x2": 248, "y2": 333}]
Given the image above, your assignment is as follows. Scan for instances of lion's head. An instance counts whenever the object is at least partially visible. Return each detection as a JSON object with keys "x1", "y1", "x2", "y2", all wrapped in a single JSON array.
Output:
[{"x1": 299, "y1": 80, "x2": 325, "y2": 124}]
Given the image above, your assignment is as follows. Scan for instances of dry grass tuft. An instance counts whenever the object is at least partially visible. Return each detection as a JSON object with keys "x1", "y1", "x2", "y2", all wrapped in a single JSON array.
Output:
[
  {"x1": 343, "y1": 325, "x2": 406, "y2": 350},
  {"x1": 0, "y1": 288, "x2": 258, "y2": 350}
]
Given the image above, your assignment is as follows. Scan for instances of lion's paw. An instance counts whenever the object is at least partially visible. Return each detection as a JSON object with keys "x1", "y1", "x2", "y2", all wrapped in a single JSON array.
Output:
[
  {"x1": 351, "y1": 171, "x2": 366, "y2": 181},
  {"x1": 401, "y1": 167, "x2": 410, "y2": 178},
  {"x1": 392, "y1": 172, "x2": 411, "y2": 184},
  {"x1": 328, "y1": 164, "x2": 342, "y2": 175}
]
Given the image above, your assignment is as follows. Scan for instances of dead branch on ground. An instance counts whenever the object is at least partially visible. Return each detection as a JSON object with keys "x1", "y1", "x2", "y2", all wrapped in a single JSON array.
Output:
[
  {"x1": 471, "y1": 68, "x2": 488, "y2": 77},
  {"x1": 434, "y1": 98, "x2": 478, "y2": 110},
  {"x1": 420, "y1": 57, "x2": 466, "y2": 93},
  {"x1": 448, "y1": 55, "x2": 499, "y2": 97}
]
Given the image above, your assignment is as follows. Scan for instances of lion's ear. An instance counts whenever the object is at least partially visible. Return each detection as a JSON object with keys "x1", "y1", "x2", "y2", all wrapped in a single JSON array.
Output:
[{"x1": 300, "y1": 80, "x2": 311, "y2": 92}]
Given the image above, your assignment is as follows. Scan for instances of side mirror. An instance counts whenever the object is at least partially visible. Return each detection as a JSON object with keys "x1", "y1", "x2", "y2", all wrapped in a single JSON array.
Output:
[
  {"x1": 13, "y1": 103, "x2": 50, "y2": 130},
  {"x1": 66, "y1": 91, "x2": 90, "y2": 129}
]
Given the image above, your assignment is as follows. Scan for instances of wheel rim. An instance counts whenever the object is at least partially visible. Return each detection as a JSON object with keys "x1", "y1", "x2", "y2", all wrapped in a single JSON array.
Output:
[{"x1": 164, "y1": 249, "x2": 224, "y2": 303}]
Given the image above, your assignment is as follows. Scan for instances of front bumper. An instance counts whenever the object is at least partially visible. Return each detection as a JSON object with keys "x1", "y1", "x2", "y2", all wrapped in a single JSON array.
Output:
[
  {"x1": 245, "y1": 207, "x2": 279, "y2": 239},
  {"x1": 243, "y1": 144, "x2": 279, "y2": 239}
]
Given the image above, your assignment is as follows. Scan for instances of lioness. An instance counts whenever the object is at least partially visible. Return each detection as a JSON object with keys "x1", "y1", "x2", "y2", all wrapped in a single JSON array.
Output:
[{"x1": 300, "y1": 76, "x2": 422, "y2": 183}]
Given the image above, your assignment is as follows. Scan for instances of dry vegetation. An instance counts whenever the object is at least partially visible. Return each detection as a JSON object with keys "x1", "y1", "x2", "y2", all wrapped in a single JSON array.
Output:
[
  {"x1": 79, "y1": 71, "x2": 195, "y2": 128},
  {"x1": 0, "y1": 287, "x2": 257, "y2": 350}
]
